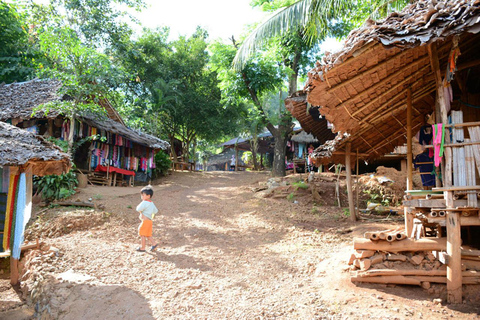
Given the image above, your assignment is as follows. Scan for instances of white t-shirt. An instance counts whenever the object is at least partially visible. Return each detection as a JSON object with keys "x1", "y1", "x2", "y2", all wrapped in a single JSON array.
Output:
[{"x1": 136, "y1": 200, "x2": 158, "y2": 220}]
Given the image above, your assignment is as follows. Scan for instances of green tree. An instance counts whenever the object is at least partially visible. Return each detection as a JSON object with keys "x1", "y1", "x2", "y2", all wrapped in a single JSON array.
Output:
[
  {"x1": 35, "y1": 26, "x2": 117, "y2": 152},
  {"x1": 117, "y1": 27, "x2": 243, "y2": 161},
  {"x1": 234, "y1": 0, "x2": 410, "y2": 69},
  {"x1": 0, "y1": 1, "x2": 38, "y2": 83}
]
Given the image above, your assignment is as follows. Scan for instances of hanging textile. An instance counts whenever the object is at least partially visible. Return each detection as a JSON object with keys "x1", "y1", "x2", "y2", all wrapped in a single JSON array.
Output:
[
  {"x1": 12, "y1": 173, "x2": 26, "y2": 259},
  {"x1": 2, "y1": 174, "x2": 16, "y2": 251},
  {"x1": 9, "y1": 174, "x2": 20, "y2": 253},
  {"x1": 298, "y1": 143, "x2": 305, "y2": 158},
  {"x1": 432, "y1": 124, "x2": 445, "y2": 167}
]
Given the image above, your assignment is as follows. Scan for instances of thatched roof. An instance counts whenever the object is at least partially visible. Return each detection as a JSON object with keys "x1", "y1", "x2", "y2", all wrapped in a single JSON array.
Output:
[
  {"x1": 285, "y1": 91, "x2": 336, "y2": 145},
  {"x1": 0, "y1": 79, "x2": 169, "y2": 150},
  {"x1": 305, "y1": 0, "x2": 480, "y2": 160},
  {"x1": 0, "y1": 121, "x2": 71, "y2": 176}
]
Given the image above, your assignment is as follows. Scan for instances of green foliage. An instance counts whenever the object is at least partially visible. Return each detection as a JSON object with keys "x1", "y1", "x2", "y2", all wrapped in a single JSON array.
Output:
[
  {"x1": 292, "y1": 181, "x2": 308, "y2": 190},
  {"x1": 34, "y1": 170, "x2": 78, "y2": 202},
  {"x1": 287, "y1": 192, "x2": 295, "y2": 201},
  {"x1": 153, "y1": 151, "x2": 172, "y2": 177},
  {"x1": 0, "y1": 2, "x2": 39, "y2": 83},
  {"x1": 343, "y1": 208, "x2": 350, "y2": 217}
]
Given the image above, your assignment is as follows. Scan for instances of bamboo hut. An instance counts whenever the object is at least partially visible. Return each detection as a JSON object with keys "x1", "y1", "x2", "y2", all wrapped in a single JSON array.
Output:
[
  {"x1": 0, "y1": 121, "x2": 71, "y2": 285},
  {"x1": 0, "y1": 79, "x2": 169, "y2": 185},
  {"x1": 304, "y1": 0, "x2": 480, "y2": 303}
]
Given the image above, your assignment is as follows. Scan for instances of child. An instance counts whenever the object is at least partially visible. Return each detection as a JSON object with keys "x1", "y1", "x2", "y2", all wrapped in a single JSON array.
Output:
[{"x1": 136, "y1": 185, "x2": 159, "y2": 252}]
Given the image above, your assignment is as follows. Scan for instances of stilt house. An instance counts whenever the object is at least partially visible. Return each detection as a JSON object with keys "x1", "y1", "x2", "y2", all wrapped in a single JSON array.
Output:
[{"x1": 303, "y1": 0, "x2": 480, "y2": 303}]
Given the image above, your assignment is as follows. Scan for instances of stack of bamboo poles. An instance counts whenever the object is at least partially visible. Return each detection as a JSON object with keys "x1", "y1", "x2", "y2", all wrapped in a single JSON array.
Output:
[{"x1": 363, "y1": 227, "x2": 407, "y2": 242}]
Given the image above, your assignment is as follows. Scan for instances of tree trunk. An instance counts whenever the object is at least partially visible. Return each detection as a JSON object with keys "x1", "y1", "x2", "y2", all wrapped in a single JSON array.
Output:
[
  {"x1": 169, "y1": 134, "x2": 177, "y2": 161},
  {"x1": 250, "y1": 136, "x2": 259, "y2": 170},
  {"x1": 268, "y1": 123, "x2": 290, "y2": 177},
  {"x1": 68, "y1": 115, "x2": 76, "y2": 155}
]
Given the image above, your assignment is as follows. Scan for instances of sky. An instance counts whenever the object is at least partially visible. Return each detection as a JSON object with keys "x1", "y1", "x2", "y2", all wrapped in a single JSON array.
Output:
[{"x1": 132, "y1": 0, "x2": 268, "y2": 42}]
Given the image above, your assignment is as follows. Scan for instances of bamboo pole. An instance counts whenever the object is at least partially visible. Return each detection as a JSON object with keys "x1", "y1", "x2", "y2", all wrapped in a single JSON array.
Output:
[
  {"x1": 357, "y1": 269, "x2": 480, "y2": 277},
  {"x1": 354, "y1": 237, "x2": 446, "y2": 252},
  {"x1": 407, "y1": 88, "x2": 413, "y2": 191},
  {"x1": 346, "y1": 143, "x2": 356, "y2": 222},
  {"x1": 467, "y1": 127, "x2": 480, "y2": 176}
]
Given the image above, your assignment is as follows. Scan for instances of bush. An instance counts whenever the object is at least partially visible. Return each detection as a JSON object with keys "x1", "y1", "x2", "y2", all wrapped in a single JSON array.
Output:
[
  {"x1": 153, "y1": 151, "x2": 171, "y2": 177},
  {"x1": 34, "y1": 170, "x2": 78, "y2": 202}
]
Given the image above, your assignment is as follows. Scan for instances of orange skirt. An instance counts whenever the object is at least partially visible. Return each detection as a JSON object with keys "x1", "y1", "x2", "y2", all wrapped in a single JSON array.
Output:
[{"x1": 138, "y1": 219, "x2": 153, "y2": 237}]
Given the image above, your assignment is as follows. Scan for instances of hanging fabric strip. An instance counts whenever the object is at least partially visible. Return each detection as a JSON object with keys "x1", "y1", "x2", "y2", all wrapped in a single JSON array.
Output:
[
  {"x1": 9, "y1": 174, "x2": 20, "y2": 252},
  {"x1": 12, "y1": 173, "x2": 26, "y2": 259},
  {"x1": 2, "y1": 174, "x2": 15, "y2": 251},
  {"x1": 432, "y1": 124, "x2": 444, "y2": 167}
]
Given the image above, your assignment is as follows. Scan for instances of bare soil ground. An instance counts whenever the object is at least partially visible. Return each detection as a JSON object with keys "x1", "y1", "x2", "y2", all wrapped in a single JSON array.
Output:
[{"x1": 1, "y1": 171, "x2": 480, "y2": 319}]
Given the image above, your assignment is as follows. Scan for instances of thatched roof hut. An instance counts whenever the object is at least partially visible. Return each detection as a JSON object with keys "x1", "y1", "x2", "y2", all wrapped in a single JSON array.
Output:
[
  {"x1": 0, "y1": 121, "x2": 70, "y2": 176},
  {"x1": 0, "y1": 79, "x2": 169, "y2": 150},
  {"x1": 305, "y1": 0, "x2": 480, "y2": 161},
  {"x1": 285, "y1": 91, "x2": 335, "y2": 146}
]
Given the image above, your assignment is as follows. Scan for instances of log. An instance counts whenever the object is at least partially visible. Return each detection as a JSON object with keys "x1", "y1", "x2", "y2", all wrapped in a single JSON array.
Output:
[
  {"x1": 357, "y1": 269, "x2": 480, "y2": 277},
  {"x1": 351, "y1": 275, "x2": 421, "y2": 286},
  {"x1": 447, "y1": 211, "x2": 462, "y2": 303},
  {"x1": 355, "y1": 250, "x2": 376, "y2": 259},
  {"x1": 354, "y1": 237, "x2": 447, "y2": 252},
  {"x1": 370, "y1": 254, "x2": 384, "y2": 265}
]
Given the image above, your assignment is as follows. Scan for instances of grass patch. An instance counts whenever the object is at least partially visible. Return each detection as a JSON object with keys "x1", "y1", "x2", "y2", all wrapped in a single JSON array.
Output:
[
  {"x1": 287, "y1": 193, "x2": 295, "y2": 202},
  {"x1": 292, "y1": 181, "x2": 308, "y2": 190}
]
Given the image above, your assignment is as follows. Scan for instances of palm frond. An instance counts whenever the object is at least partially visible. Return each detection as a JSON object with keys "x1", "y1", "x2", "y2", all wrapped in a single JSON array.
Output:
[{"x1": 233, "y1": 0, "x2": 313, "y2": 71}]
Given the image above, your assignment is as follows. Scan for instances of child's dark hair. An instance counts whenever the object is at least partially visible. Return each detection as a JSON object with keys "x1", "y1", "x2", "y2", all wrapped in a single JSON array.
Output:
[{"x1": 141, "y1": 185, "x2": 154, "y2": 197}]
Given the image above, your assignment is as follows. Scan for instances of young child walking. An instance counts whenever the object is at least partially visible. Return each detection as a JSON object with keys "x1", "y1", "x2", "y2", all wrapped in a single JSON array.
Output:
[{"x1": 136, "y1": 185, "x2": 159, "y2": 252}]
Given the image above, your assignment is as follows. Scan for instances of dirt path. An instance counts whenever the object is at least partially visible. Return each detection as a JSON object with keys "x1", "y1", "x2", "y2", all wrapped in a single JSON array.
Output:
[{"x1": 2, "y1": 171, "x2": 480, "y2": 319}]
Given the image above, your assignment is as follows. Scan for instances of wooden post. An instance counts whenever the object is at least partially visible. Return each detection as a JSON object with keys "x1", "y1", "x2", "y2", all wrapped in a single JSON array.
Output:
[
  {"x1": 405, "y1": 207, "x2": 414, "y2": 238},
  {"x1": 235, "y1": 147, "x2": 239, "y2": 172},
  {"x1": 48, "y1": 119, "x2": 54, "y2": 137},
  {"x1": 447, "y1": 211, "x2": 462, "y2": 303},
  {"x1": 345, "y1": 142, "x2": 356, "y2": 221},
  {"x1": 355, "y1": 149, "x2": 360, "y2": 217},
  {"x1": 407, "y1": 87, "x2": 413, "y2": 191}
]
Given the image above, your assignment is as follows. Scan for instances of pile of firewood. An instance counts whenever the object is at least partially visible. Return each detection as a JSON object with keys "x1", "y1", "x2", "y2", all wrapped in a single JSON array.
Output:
[{"x1": 349, "y1": 249, "x2": 480, "y2": 287}]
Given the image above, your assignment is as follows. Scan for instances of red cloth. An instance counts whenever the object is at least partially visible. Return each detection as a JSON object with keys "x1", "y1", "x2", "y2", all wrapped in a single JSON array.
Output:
[{"x1": 95, "y1": 165, "x2": 135, "y2": 176}]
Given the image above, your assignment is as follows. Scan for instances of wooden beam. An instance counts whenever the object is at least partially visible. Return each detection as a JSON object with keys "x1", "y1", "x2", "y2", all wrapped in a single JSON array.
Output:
[
  {"x1": 367, "y1": 122, "x2": 422, "y2": 156},
  {"x1": 354, "y1": 237, "x2": 447, "y2": 252},
  {"x1": 446, "y1": 211, "x2": 462, "y2": 303},
  {"x1": 345, "y1": 142, "x2": 356, "y2": 222},
  {"x1": 457, "y1": 58, "x2": 480, "y2": 72},
  {"x1": 407, "y1": 87, "x2": 413, "y2": 191}
]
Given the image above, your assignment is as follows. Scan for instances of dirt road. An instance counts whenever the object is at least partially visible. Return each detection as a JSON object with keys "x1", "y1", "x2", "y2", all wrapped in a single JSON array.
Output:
[{"x1": 2, "y1": 171, "x2": 480, "y2": 319}]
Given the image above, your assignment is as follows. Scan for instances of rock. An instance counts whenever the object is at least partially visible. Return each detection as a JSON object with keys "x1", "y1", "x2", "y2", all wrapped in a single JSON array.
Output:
[{"x1": 433, "y1": 298, "x2": 442, "y2": 305}]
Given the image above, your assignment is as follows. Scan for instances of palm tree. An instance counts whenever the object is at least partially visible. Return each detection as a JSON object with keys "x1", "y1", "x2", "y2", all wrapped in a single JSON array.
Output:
[{"x1": 233, "y1": 0, "x2": 411, "y2": 70}]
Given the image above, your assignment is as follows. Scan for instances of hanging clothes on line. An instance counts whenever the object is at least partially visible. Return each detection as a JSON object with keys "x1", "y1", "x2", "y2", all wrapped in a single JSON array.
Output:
[{"x1": 432, "y1": 124, "x2": 445, "y2": 167}]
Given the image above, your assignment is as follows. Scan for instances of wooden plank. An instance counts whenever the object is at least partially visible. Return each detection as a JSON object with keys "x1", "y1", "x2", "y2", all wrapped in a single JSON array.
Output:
[
  {"x1": 427, "y1": 216, "x2": 480, "y2": 227},
  {"x1": 446, "y1": 211, "x2": 462, "y2": 304},
  {"x1": 345, "y1": 142, "x2": 356, "y2": 222},
  {"x1": 433, "y1": 186, "x2": 480, "y2": 191},
  {"x1": 467, "y1": 127, "x2": 480, "y2": 176},
  {"x1": 465, "y1": 140, "x2": 477, "y2": 207},
  {"x1": 353, "y1": 237, "x2": 446, "y2": 252}
]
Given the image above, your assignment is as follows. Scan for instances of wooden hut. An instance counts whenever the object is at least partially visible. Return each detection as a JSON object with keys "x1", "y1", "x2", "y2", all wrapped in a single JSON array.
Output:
[
  {"x1": 0, "y1": 79, "x2": 169, "y2": 185},
  {"x1": 0, "y1": 121, "x2": 70, "y2": 285},
  {"x1": 303, "y1": 0, "x2": 480, "y2": 303}
]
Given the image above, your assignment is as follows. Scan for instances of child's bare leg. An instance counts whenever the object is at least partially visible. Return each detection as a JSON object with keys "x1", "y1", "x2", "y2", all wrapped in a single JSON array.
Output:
[
  {"x1": 147, "y1": 236, "x2": 157, "y2": 246},
  {"x1": 140, "y1": 236, "x2": 146, "y2": 250}
]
